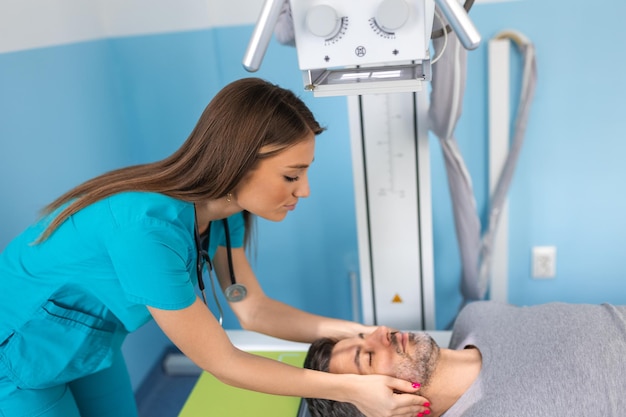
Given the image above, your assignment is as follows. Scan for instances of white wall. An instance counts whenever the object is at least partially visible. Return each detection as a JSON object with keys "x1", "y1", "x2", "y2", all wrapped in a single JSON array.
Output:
[
  {"x1": 0, "y1": 0, "x2": 263, "y2": 54},
  {"x1": 0, "y1": 0, "x2": 516, "y2": 54}
]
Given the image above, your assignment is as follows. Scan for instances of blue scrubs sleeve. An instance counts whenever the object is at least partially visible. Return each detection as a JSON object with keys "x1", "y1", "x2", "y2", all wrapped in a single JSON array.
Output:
[{"x1": 107, "y1": 223, "x2": 196, "y2": 310}]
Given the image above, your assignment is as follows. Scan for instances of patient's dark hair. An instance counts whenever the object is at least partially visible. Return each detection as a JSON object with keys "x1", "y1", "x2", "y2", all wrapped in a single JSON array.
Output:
[{"x1": 303, "y1": 338, "x2": 365, "y2": 417}]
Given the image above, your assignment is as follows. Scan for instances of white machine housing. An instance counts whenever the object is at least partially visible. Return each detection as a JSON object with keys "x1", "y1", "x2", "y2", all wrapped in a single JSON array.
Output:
[{"x1": 289, "y1": 0, "x2": 435, "y2": 96}]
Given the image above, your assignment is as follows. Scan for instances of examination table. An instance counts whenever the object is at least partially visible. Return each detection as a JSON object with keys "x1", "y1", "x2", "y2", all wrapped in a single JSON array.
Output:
[{"x1": 178, "y1": 330, "x2": 452, "y2": 417}]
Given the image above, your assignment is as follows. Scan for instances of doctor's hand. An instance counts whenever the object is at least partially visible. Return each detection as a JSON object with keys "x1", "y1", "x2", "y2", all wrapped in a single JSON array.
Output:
[{"x1": 348, "y1": 374, "x2": 431, "y2": 417}]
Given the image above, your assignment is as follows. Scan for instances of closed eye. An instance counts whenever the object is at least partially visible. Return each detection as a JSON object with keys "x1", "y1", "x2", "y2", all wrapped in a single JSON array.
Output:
[
  {"x1": 284, "y1": 175, "x2": 299, "y2": 182},
  {"x1": 357, "y1": 334, "x2": 373, "y2": 367}
]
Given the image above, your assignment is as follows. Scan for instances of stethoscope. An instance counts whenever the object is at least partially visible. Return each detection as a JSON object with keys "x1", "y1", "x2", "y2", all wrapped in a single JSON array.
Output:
[{"x1": 194, "y1": 217, "x2": 247, "y2": 325}]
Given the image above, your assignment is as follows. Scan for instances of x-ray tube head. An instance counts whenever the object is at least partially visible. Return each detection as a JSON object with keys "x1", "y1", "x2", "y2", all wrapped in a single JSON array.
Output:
[
  {"x1": 288, "y1": 0, "x2": 436, "y2": 96},
  {"x1": 243, "y1": 0, "x2": 481, "y2": 96}
]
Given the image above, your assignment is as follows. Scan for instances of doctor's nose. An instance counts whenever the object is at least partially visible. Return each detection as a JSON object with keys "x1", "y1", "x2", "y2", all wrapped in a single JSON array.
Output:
[{"x1": 293, "y1": 176, "x2": 310, "y2": 198}]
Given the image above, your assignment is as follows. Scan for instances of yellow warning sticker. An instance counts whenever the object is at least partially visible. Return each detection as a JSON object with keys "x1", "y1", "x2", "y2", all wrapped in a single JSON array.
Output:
[{"x1": 392, "y1": 294, "x2": 403, "y2": 303}]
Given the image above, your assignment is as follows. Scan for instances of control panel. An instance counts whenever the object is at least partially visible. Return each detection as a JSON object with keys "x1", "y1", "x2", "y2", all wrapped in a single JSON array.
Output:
[{"x1": 289, "y1": 0, "x2": 435, "y2": 70}]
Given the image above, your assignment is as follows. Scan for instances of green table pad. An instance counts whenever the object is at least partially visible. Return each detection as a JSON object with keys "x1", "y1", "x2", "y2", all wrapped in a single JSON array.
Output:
[{"x1": 178, "y1": 350, "x2": 307, "y2": 417}]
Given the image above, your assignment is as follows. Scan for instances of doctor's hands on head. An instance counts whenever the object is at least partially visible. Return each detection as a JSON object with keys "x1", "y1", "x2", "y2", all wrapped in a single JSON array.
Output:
[
  {"x1": 304, "y1": 326, "x2": 435, "y2": 417},
  {"x1": 346, "y1": 374, "x2": 431, "y2": 417}
]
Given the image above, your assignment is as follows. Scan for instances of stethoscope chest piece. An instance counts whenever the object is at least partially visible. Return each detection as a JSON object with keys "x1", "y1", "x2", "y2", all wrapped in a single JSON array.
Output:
[{"x1": 225, "y1": 283, "x2": 247, "y2": 302}]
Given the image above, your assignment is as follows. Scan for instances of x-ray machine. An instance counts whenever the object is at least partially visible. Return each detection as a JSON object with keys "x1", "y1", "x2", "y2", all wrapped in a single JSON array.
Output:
[{"x1": 244, "y1": 0, "x2": 481, "y2": 330}]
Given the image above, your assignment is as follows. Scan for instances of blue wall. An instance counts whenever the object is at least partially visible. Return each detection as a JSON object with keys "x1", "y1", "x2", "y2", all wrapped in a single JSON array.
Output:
[
  {"x1": 431, "y1": 0, "x2": 626, "y2": 328},
  {"x1": 2, "y1": 0, "x2": 626, "y2": 390}
]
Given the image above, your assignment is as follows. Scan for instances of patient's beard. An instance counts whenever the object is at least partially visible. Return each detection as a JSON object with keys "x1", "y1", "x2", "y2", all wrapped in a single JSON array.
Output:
[{"x1": 392, "y1": 332, "x2": 440, "y2": 389}]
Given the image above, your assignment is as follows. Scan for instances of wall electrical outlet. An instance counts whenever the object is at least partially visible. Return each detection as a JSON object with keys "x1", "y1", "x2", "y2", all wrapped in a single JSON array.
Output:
[{"x1": 532, "y1": 246, "x2": 557, "y2": 278}]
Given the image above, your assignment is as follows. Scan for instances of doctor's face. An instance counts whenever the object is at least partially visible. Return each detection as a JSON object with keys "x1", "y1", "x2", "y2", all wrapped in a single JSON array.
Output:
[
  {"x1": 233, "y1": 132, "x2": 315, "y2": 222},
  {"x1": 329, "y1": 326, "x2": 440, "y2": 387}
]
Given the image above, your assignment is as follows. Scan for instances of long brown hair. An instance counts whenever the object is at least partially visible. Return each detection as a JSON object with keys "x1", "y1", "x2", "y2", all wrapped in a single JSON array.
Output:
[{"x1": 38, "y1": 77, "x2": 324, "y2": 242}]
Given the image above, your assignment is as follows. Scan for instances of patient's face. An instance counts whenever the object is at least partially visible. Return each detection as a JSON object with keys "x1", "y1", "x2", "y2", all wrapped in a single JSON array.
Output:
[{"x1": 329, "y1": 326, "x2": 439, "y2": 386}]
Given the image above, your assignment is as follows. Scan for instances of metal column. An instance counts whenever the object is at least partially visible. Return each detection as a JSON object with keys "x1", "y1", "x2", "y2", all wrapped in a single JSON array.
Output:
[{"x1": 348, "y1": 92, "x2": 435, "y2": 330}]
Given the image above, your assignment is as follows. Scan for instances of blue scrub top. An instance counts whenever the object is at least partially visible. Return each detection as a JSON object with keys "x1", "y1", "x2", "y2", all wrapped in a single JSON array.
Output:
[{"x1": 0, "y1": 192, "x2": 244, "y2": 389}]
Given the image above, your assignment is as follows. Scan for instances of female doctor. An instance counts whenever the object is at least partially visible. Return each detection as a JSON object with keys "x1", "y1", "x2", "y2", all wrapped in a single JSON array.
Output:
[{"x1": 0, "y1": 78, "x2": 429, "y2": 417}]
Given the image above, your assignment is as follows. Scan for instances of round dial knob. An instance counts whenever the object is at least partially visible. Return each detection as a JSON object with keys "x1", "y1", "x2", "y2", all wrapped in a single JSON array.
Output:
[
  {"x1": 306, "y1": 5, "x2": 341, "y2": 38},
  {"x1": 376, "y1": 0, "x2": 409, "y2": 32}
]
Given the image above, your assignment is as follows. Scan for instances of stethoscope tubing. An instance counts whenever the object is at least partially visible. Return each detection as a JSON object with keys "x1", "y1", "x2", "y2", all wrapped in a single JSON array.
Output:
[{"x1": 194, "y1": 215, "x2": 247, "y2": 325}]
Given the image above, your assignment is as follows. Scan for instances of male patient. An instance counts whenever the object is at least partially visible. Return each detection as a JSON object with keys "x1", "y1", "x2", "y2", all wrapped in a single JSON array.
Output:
[{"x1": 304, "y1": 301, "x2": 626, "y2": 417}]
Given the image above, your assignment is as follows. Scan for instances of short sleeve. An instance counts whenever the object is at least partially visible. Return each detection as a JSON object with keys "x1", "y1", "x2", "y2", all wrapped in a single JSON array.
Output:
[{"x1": 106, "y1": 222, "x2": 196, "y2": 310}]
